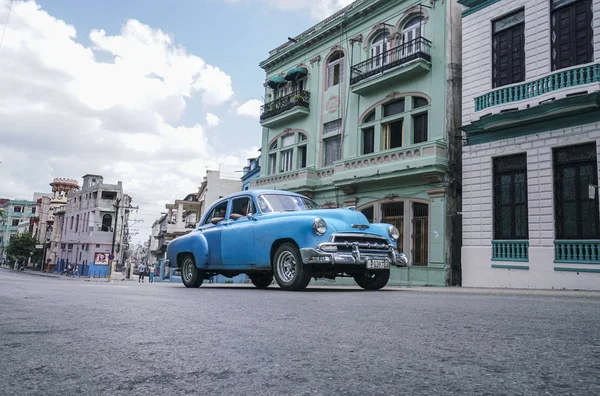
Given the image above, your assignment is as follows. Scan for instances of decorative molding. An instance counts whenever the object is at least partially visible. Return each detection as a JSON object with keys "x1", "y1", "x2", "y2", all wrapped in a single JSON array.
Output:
[
  {"x1": 395, "y1": 6, "x2": 429, "y2": 33},
  {"x1": 341, "y1": 185, "x2": 357, "y2": 195},
  {"x1": 427, "y1": 188, "x2": 446, "y2": 198},
  {"x1": 349, "y1": 34, "x2": 363, "y2": 44},
  {"x1": 344, "y1": 197, "x2": 358, "y2": 207},
  {"x1": 363, "y1": 25, "x2": 393, "y2": 50},
  {"x1": 326, "y1": 96, "x2": 340, "y2": 113},
  {"x1": 309, "y1": 55, "x2": 321, "y2": 66},
  {"x1": 423, "y1": 174, "x2": 443, "y2": 183}
]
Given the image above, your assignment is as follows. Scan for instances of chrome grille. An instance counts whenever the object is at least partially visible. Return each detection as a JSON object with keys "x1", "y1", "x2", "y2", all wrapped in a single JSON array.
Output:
[{"x1": 330, "y1": 233, "x2": 390, "y2": 252}]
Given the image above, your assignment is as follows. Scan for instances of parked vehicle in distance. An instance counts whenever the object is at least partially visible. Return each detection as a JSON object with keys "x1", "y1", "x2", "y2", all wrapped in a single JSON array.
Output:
[{"x1": 165, "y1": 190, "x2": 408, "y2": 291}]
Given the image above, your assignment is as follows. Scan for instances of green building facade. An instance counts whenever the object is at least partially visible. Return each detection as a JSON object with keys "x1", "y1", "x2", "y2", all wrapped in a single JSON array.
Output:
[{"x1": 251, "y1": 0, "x2": 463, "y2": 286}]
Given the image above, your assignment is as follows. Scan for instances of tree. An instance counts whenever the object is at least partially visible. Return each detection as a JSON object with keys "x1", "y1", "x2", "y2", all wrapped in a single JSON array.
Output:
[{"x1": 6, "y1": 232, "x2": 36, "y2": 262}]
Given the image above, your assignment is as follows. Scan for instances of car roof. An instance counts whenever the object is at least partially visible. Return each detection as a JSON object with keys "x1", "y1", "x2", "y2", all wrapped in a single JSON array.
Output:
[{"x1": 217, "y1": 189, "x2": 306, "y2": 201}]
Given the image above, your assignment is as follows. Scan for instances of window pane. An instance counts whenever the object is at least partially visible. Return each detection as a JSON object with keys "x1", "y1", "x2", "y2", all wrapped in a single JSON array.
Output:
[
  {"x1": 298, "y1": 146, "x2": 307, "y2": 168},
  {"x1": 325, "y1": 119, "x2": 342, "y2": 134},
  {"x1": 493, "y1": 153, "x2": 528, "y2": 239},
  {"x1": 363, "y1": 127, "x2": 374, "y2": 154},
  {"x1": 382, "y1": 202, "x2": 404, "y2": 252},
  {"x1": 282, "y1": 134, "x2": 294, "y2": 147},
  {"x1": 413, "y1": 97, "x2": 428, "y2": 109},
  {"x1": 553, "y1": 143, "x2": 599, "y2": 239},
  {"x1": 324, "y1": 136, "x2": 341, "y2": 166},
  {"x1": 383, "y1": 99, "x2": 405, "y2": 117},
  {"x1": 363, "y1": 110, "x2": 375, "y2": 123},
  {"x1": 413, "y1": 113, "x2": 428, "y2": 143}
]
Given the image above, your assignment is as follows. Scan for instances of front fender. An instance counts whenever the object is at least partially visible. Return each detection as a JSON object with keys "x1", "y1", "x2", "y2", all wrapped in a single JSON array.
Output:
[{"x1": 166, "y1": 231, "x2": 209, "y2": 269}]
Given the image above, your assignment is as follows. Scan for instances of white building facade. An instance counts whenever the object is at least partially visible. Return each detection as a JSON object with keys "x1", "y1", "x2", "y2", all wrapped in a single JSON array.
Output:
[
  {"x1": 57, "y1": 174, "x2": 131, "y2": 273},
  {"x1": 460, "y1": 0, "x2": 600, "y2": 289}
]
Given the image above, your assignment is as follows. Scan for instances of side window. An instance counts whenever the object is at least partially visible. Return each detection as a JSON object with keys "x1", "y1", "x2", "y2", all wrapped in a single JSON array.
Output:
[
  {"x1": 230, "y1": 197, "x2": 252, "y2": 219},
  {"x1": 204, "y1": 202, "x2": 228, "y2": 225}
]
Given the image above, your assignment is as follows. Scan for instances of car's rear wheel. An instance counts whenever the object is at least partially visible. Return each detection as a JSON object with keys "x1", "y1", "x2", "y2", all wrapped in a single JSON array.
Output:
[
  {"x1": 272, "y1": 243, "x2": 311, "y2": 291},
  {"x1": 353, "y1": 269, "x2": 390, "y2": 291},
  {"x1": 249, "y1": 272, "x2": 273, "y2": 289},
  {"x1": 181, "y1": 254, "x2": 203, "y2": 288}
]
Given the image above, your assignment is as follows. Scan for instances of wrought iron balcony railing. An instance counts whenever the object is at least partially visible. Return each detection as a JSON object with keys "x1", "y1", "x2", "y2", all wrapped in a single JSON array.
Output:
[
  {"x1": 350, "y1": 37, "x2": 432, "y2": 85},
  {"x1": 260, "y1": 90, "x2": 310, "y2": 121}
]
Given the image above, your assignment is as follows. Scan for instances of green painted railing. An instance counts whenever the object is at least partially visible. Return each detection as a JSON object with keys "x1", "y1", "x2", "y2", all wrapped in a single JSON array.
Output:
[
  {"x1": 554, "y1": 240, "x2": 600, "y2": 264},
  {"x1": 474, "y1": 64, "x2": 600, "y2": 112},
  {"x1": 491, "y1": 240, "x2": 529, "y2": 262}
]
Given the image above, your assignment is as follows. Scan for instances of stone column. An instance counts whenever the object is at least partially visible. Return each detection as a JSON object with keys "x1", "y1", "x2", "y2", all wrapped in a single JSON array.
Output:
[{"x1": 177, "y1": 203, "x2": 183, "y2": 226}]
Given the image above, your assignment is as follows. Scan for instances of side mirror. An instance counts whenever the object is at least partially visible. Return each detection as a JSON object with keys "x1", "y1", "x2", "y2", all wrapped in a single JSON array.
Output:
[{"x1": 247, "y1": 212, "x2": 257, "y2": 221}]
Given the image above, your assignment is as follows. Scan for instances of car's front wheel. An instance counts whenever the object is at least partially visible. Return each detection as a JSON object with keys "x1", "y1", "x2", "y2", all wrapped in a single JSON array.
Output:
[
  {"x1": 272, "y1": 243, "x2": 312, "y2": 291},
  {"x1": 353, "y1": 269, "x2": 390, "y2": 291},
  {"x1": 249, "y1": 272, "x2": 273, "y2": 289},
  {"x1": 181, "y1": 254, "x2": 203, "y2": 288}
]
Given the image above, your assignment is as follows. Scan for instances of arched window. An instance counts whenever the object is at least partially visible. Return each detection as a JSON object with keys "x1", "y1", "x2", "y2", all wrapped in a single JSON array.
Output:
[
  {"x1": 101, "y1": 214, "x2": 112, "y2": 232},
  {"x1": 402, "y1": 16, "x2": 424, "y2": 57},
  {"x1": 326, "y1": 51, "x2": 345, "y2": 89},
  {"x1": 370, "y1": 31, "x2": 390, "y2": 69},
  {"x1": 267, "y1": 131, "x2": 308, "y2": 175}
]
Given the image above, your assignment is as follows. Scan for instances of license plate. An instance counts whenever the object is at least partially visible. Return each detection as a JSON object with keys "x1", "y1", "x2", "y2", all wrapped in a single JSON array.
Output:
[{"x1": 366, "y1": 259, "x2": 389, "y2": 269}]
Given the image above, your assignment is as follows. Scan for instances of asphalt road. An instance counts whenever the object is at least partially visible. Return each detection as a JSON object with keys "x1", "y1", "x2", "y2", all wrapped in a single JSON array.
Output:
[{"x1": 1, "y1": 270, "x2": 599, "y2": 396}]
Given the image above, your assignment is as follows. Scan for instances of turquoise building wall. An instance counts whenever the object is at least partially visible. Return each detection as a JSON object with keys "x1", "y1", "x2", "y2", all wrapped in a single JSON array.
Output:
[{"x1": 252, "y1": 0, "x2": 462, "y2": 286}]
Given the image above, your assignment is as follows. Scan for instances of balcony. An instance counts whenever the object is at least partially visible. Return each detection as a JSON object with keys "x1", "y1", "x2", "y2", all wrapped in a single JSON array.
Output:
[
  {"x1": 350, "y1": 37, "x2": 432, "y2": 95},
  {"x1": 491, "y1": 240, "x2": 529, "y2": 262},
  {"x1": 554, "y1": 240, "x2": 600, "y2": 264},
  {"x1": 332, "y1": 140, "x2": 448, "y2": 186},
  {"x1": 260, "y1": 90, "x2": 310, "y2": 127},
  {"x1": 474, "y1": 63, "x2": 600, "y2": 112}
]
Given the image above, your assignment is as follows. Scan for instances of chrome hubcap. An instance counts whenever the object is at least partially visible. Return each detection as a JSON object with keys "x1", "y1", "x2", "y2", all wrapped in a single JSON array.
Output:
[
  {"x1": 182, "y1": 258, "x2": 194, "y2": 283},
  {"x1": 276, "y1": 251, "x2": 296, "y2": 283}
]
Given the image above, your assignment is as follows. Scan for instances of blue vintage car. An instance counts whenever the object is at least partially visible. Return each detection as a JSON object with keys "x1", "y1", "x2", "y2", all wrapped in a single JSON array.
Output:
[{"x1": 165, "y1": 190, "x2": 407, "y2": 291}]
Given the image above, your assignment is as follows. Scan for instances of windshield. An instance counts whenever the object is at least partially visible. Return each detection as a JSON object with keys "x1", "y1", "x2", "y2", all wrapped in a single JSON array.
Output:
[{"x1": 257, "y1": 194, "x2": 319, "y2": 213}]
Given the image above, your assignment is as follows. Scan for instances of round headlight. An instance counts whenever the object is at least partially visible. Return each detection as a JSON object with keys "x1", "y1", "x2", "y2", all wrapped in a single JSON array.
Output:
[
  {"x1": 313, "y1": 218, "x2": 327, "y2": 235},
  {"x1": 388, "y1": 225, "x2": 400, "y2": 240}
]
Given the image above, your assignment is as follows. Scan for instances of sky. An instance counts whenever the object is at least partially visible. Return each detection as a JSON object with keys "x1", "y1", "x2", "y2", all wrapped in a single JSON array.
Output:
[{"x1": 0, "y1": 0, "x2": 353, "y2": 242}]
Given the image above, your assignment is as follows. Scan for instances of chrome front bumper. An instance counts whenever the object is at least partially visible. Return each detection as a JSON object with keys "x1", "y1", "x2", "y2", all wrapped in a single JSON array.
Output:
[{"x1": 299, "y1": 242, "x2": 408, "y2": 267}]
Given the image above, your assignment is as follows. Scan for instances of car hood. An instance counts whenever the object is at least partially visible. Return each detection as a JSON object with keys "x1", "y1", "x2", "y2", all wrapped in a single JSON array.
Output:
[{"x1": 261, "y1": 207, "x2": 369, "y2": 228}]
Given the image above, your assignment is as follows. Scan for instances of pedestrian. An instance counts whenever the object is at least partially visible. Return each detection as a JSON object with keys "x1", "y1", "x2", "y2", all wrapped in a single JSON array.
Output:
[
  {"x1": 138, "y1": 263, "x2": 146, "y2": 283},
  {"x1": 149, "y1": 265, "x2": 155, "y2": 283}
]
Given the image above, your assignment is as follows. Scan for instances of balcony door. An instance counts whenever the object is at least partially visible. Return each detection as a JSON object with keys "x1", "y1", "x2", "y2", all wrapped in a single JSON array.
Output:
[
  {"x1": 402, "y1": 16, "x2": 423, "y2": 57},
  {"x1": 369, "y1": 31, "x2": 389, "y2": 71},
  {"x1": 411, "y1": 202, "x2": 429, "y2": 266}
]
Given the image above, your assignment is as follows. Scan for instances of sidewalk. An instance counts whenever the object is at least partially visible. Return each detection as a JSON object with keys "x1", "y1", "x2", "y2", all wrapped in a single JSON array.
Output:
[{"x1": 0, "y1": 266, "x2": 131, "y2": 282}]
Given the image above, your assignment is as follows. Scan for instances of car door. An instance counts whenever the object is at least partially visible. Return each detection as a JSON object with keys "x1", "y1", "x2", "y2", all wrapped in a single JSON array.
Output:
[
  {"x1": 199, "y1": 200, "x2": 229, "y2": 267},
  {"x1": 220, "y1": 196, "x2": 256, "y2": 267}
]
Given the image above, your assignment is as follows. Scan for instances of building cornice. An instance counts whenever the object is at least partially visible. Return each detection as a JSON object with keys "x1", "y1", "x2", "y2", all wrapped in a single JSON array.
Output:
[
  {"x1": 458, "y1": 0, "x2": 501, "y2": 17},
  {"x1": 259, "y1": 0, "x2": 393, "y2": 71}
]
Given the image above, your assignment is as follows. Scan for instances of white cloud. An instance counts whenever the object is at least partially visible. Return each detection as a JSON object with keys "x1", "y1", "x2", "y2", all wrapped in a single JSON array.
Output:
[
  {"x1": 0, "y1": 0, "x2": 252, "y2": 242},
  {"x1": 227, "y1": 0, "x2": 353, "y2": 20},
  {"x1": 205, "y1": 112, "x2": 220, "y2": 127},
  {"x1": 236, "y1": 99, "x2": 262, "y2": 119}
]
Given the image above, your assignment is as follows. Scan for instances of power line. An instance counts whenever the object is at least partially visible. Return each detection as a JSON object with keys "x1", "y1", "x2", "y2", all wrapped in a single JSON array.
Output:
[{"x1": 0, "y1": 0, "x2": 13, "y2": 50}]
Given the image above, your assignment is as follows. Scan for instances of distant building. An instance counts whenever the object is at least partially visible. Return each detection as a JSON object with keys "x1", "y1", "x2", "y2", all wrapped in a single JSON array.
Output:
[
  {"x1": 241, "y1": 156, "x2": 261, "y2": 191},
  {"x1": 44, "y1": 178, "x2": 80, "y2": 268},
  {"x1": 197, "y1": 170, "x2": 242, "y2": 217},
  {"x1": 0, "y1": 200, "x2": 38, "y2": 260},
  {"x1": 55, "y1": 174, "x2": 131, "y2": 276}
]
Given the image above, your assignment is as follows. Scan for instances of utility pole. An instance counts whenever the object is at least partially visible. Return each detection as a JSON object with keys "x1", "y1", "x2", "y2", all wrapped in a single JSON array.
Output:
[
  {"x1": 109, "y1": 198, "x2": 120, "y2": 281},
  {"x1": 109, "y1": 198, "x2": 139, "y2": 281}
]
